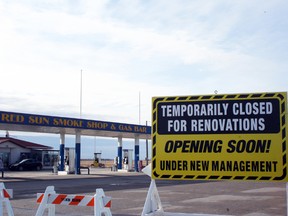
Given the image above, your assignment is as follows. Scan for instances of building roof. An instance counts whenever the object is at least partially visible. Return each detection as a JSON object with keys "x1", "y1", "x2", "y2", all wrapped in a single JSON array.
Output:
[{"x1": 0, "y1": 137, "x2": 52, "y2": 150}]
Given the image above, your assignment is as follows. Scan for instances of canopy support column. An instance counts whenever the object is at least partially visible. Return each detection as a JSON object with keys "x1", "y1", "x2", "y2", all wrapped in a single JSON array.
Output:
[
  {"x1": 135, "y1": 135, "x2": 140, "y2": 172},
  {"x1": 75, "y1": 131, "x2": 81, "y2": 175},
  {"x1": 59, "y1": 133, "x2": 65, "y2": 171},
  {"x1": 117, "y1": 137, "x2": 123, "y2": 170}
]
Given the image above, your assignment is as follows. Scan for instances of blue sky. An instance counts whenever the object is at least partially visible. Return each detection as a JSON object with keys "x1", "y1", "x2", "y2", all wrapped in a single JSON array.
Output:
[{"x1": 0, "y1": 0, "x2": 287, "y2": 159}]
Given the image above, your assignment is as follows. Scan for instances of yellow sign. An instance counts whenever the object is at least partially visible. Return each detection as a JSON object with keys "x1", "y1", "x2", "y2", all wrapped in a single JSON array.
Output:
[{"x1": 152, "y1": 92, "x2": 288, "y2": 181}]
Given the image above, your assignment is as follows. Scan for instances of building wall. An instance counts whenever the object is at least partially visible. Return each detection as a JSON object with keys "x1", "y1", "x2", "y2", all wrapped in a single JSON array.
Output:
[{"x1": 0, "y1": 141, "x2": 31, "y2": 164}]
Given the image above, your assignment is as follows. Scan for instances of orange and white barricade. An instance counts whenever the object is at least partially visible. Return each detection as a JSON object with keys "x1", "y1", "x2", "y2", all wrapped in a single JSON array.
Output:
[
  {"x1": 35, "y1": 186, "x2": 112, "y2": 216},
  {"x1": 0, "y1": 182, "x2": 14, "y2": 216}
]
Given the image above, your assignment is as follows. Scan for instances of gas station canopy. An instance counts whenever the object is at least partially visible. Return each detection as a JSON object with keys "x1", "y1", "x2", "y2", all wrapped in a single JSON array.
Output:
[{"x1": 0, "y1": 111, "x2": 151, "y2": 139}]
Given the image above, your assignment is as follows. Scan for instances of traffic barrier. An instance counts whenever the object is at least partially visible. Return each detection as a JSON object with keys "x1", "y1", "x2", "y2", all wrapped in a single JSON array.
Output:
[
  {"x1": 141, "y1": 165, "x2": 232, "y2": 216},
  {"x1": 141, "y1": 179, "x2": 163, "y2": 216},
  {"x1": 35, "y1": 186, "x2": 112, "y2": 216},
  {"x1": 0, "y1": 182, "x2": 14, "y2": 216}
]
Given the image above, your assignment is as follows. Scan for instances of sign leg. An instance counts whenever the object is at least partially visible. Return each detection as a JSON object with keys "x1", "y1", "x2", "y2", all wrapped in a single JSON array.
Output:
[{"x1": 286, "y1": 182, "x2": 288, "y2": 216}]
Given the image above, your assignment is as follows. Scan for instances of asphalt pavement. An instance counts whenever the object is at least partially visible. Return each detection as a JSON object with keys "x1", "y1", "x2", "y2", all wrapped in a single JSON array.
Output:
[{"x1": 0, "y1": 168, "x2": 287, "y2": 216}]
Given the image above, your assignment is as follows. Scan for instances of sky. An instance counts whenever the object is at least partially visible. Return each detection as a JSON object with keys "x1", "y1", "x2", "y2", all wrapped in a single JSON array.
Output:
[{"x1": 0, "y1": 0, "x2": 287, "y2": 159}]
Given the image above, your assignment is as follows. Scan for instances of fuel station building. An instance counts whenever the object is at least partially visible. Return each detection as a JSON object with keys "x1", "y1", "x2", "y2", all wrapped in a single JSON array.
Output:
[
  {"x1": 0, "y1": 111, "x2": 151, "y2": 174},
  {"x1": 0, "y1": 136, "x2": 53, "y2": 168}
]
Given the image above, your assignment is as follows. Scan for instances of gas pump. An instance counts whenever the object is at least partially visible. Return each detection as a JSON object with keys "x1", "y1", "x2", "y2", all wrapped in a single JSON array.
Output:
[
  {"x1": 93, "y1": 153, "x2": 102, "y2": 167},
  {"x1": 64, "y1": 148, "x2": 75, "y2": 174},
  {"x1": 123, "y1": 149, "x2": 133, "y2": 171}
]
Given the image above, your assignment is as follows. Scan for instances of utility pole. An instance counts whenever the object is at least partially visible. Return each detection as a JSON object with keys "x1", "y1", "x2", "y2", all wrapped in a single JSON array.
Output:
[
  {"x1": 139, "y1": 92, "x2": 141, "y2": 124},
  {"x1": 80, "y1": 70, "x2": 83, "y2": 118},
  {"x1": 146, "y1": 121, "x2": 149, "y2": 166}
]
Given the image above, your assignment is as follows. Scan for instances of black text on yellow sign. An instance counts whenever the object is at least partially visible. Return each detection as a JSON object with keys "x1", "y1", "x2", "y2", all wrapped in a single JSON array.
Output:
[{"x1": 152, "y1": 92, "x2": 288, "y2": 181}]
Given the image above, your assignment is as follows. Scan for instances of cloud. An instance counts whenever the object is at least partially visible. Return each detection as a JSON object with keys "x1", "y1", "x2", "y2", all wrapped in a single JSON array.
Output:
[{"x1": 0, "y1": 0, "x2": 287, "y2": 126}]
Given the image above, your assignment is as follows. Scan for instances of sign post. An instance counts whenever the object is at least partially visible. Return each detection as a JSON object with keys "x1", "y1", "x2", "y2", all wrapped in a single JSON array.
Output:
[{"x1": 152, "y1": 92, "x2": 287, "y2": 181}]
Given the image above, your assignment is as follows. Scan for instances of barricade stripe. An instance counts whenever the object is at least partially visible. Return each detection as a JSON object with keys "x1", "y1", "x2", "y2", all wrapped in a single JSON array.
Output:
[
  {"x1": 52, "y1": 194, "x2": 67, "y2": 205},
  {"x1": 105, "y1": 200, "x2": 112, "y2": 208},
  {"x1": 69, "y1": 195, "x2": 84, "y2": 205},
  {"x1": 3, "y1": 189, "x2": 11, "y2": 198},
  {"x1": 82, "y1": 197, "x2": 91, "y2": 206},
  {"x1": 36, "y1": 193, "x2": 44, "y2": 203},
  {"x1": 87, "y1": 198, "x2": 94, "y2": 207}
]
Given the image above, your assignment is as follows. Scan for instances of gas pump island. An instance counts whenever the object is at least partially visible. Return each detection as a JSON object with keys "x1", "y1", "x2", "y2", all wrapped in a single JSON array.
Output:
[{"x1": 0, "y1": 111, "x2": 151, "y2": 174}]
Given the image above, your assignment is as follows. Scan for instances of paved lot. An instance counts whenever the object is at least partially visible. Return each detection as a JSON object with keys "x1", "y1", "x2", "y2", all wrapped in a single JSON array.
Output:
[{"x1": 1, "y1": 168, "x2": 287, "y2": 216}]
